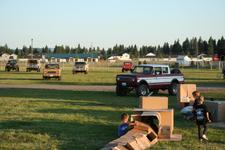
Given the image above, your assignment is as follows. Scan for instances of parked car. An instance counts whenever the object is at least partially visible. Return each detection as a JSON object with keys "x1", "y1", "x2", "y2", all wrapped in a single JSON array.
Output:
[
  {"x1": 26, "y1": 59, "x2": 41, "y2": 72},
  {"x1": 43, "y1": 63, "x2": 61, "y2": 80},
  {"x1": 116, "y1": 64, "x2": 184, "y2": 96},
  {"x1": 72, "y1": 62, "x2": 88, "y2": 74},
  {"x1": 5, "y1": 59, "x2": 19, "y2": 72},
  {"x1": 122, "y1": 62, "x2": 133, "y2": 72}
]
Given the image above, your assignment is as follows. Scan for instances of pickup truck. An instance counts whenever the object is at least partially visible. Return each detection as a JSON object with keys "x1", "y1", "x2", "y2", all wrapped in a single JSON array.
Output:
[
  {"x1": 116, "y1": 64, "x2": 184, "y2": 96},
  {"x1": 43, "y1": 63, "x2": 62, "y2": 80},
  {"x1": 122, "y1": 62, "x2": 133, "y2": 72}
]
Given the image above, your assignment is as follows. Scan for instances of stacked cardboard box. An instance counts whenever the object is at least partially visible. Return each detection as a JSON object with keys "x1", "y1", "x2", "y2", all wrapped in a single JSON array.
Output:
[
  {"x1": 102, "y1": 96, "x2": 182, "y2": 150},
  {"x1": 177, "y1": 84, "x2": 196, "y2": 108},
  {"x1": 205, "y1": 100, "x2": 225, "y2": 122},
  {"x1": 133, "y1": 97, "x2": 175, "y2": 140}
]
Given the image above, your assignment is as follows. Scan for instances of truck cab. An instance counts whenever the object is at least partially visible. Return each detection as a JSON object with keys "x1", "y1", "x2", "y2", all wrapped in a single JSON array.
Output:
[{"x1": 116, "y1": 64, "x2": 184, "y2": 96}]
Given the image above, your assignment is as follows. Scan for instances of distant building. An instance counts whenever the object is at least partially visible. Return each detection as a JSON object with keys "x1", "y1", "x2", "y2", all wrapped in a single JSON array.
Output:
[
  {"x1": 0, "y1": 53, "x2": 17, "y2": 61},
  {"x1": 108, "y1": 53, "x2": 132, "y2": 63},
  {"x1": 45, "y1": 53, "x2": 99, "y2": 62},
  {"x1": 176, "y1": 55, "x2": 192, "y2": 66}
]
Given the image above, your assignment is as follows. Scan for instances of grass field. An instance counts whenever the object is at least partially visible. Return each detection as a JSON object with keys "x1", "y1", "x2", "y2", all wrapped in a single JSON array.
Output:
[
  {"x1": 0, "y1": 63, "x2": 225, "y2": 86},
  {"x1": 0, "y1": 88, "x2": 225, "y2": 150}
]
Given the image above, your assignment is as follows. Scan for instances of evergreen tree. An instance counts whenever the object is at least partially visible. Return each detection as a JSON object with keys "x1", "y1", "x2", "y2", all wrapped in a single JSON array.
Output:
[
  {"x1": 208, "y1": 37, "x2": 214, "y2": 56},
  {"x1": 162, "y1": 42, "x2": 170, "y2": 56},
  {"x1": 182, "y1": 38, "x2": 190, "y2": 55}
]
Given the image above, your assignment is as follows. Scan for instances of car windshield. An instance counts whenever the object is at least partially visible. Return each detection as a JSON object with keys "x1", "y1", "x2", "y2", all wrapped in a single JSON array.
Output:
[
  {"x1": 132, "y1": 66, "x2": 153, "y2": 74},
  {"x1": 28, "y1": 60, "x2": 38, "y2": 64},
  {"x1": 8, "y1": 60, "x2": 17, "y2": 64},
  {"x1": 124, "y1": 62, "x2": 131, "y2": 65},
  {"x1": 75, "y1": 62, "x2": 86, "y2": 65},
  {"x1": 45, "y1": 64, "x2": 59, "y2": 69}
]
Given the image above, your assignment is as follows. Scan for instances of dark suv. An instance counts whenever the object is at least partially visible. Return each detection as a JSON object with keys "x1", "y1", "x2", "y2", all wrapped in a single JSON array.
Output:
[{"x1": 5, "y1": 59, "x2": 19, "y2": 72}]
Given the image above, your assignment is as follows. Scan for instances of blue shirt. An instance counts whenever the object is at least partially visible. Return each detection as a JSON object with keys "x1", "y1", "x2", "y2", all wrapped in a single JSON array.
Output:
[{"x1": 118, "y1": 123, "x2": 129, "y2": 137}]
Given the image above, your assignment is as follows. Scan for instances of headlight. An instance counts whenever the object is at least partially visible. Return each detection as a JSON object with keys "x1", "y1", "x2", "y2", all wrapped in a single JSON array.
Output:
[{"x1": 117, "y1": 77, "x2": 120, "y2": 81}]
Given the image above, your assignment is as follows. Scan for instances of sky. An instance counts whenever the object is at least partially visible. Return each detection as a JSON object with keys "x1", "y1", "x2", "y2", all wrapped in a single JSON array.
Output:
[{"x1": 0, "y1": 0, "x2": 225, "y2": 49}]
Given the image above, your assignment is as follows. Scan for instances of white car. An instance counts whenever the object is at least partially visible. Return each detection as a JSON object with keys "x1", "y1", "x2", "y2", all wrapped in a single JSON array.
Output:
[
  {"x1": 26, "y1": 59, "x2": 41, "y2": 72},
  {"x1": 72, "y1": 62, "x2": 89, "y2": 74}
]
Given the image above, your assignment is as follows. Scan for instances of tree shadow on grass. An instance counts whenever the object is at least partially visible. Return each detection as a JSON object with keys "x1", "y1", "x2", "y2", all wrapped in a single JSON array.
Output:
[
  {"x1": 0, "y1": 119, "x2": 117, "y2": 150},
  {"x1": 0, "y1": 78, "x2": 42, "y2": 81},
  {"x1": 0, "y1": 88, "x2": 138, "y2": 109}
]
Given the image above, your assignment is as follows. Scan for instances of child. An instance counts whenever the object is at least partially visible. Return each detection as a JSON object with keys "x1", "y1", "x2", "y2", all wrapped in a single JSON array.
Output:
[
  {"x1": 118, "y1": 113, "x2": 134, "y2": 137},
  {"x1": 192, "y1": 91, "x2": 201, "y2": 107},
  {"x1": 194, "y1": 96, "x2": 211, "y2": 141}
]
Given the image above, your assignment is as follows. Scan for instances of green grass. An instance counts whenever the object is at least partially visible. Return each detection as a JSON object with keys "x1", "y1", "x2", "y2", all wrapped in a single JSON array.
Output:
[
  {"x1": 0, "y1": 65, "x2": 225, "y2": 86},
  {"x1": 0, "y1": 89, "x2": 225, "y2": 149}
]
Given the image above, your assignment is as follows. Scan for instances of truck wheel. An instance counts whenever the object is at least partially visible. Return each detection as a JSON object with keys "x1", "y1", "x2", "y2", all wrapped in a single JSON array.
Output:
[
  {"x1": 37, "y1": 69, "x2": 40, "y2": 72},
  {"x1": 16, "y1": 68, "x2": 19, "y2": 72},
  {"x1": 58, "y1": 77, "x2": 61, "y2": 80},
  {"x1": 168, "y1": 81, "x2": 178, "y2": 95},
  {"x1": 116, "y1": 85, "x2": 127, "y2": 96},
  {"x1": 136, "y1": 84, "x2": 150, "y2": 96},
  {"x1": 122, "y1": 69, "x2": 125, "y2": 72},
  {"x1": 84, "y1": 71, "x2": 88, "y2": 74}
]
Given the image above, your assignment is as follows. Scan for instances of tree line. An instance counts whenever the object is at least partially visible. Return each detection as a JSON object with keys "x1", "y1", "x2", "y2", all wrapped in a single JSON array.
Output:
[{"x1": 0, "y1": 36, "x2": 225, "y2": 59}]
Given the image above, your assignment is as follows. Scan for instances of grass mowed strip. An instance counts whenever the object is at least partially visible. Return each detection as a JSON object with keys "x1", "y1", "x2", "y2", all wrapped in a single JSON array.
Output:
[{"x1": 0, "y1": 89, "x2": 225, "y2": 149}]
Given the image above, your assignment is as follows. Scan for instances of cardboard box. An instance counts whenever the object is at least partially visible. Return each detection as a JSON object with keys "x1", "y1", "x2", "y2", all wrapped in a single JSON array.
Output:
[
  {"x1": 131, "y1": 109, "x2": 174, "y2": 138},
  {"x1": 158, "y1": 126, "x2": 171, "y2": 139},
  {"x1": 139, "y1": 96, "x2": 168, "y2": 110},
  {"x1": 177, "y1": 84, "x2": 196, "y2": 107},
  {"x1": 159, "y1": 109, "x2": 174, "y2": 136},
  {"x1": 134, "y1": 135, "x2": 151, "y2": 150},
  {"x1": 205, "y1": 100, "x2": 225, "y2": 122},
  {"x1": 158, "y1": 134, "x2": 182, "y2": 142},
  {"x1": 126, "y1": 139, "x2": 142, "y2": 150},
  {"x1": 111, "y1": 145, "x2": 129, "y2": 150}
]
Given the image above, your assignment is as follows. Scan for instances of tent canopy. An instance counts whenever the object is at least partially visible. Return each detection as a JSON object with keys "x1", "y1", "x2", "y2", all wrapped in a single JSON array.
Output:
[{"x1": 146, "y1": 53, "x2": 156, "y2": 57}]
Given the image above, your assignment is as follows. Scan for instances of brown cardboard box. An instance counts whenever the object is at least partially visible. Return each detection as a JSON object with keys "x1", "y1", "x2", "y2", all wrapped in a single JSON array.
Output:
[
  {"x1": 126, "y1": 139, "x2": 142, "y2": 150},
  {"x1": 111, "y1": 145, "x2": 129, "y2": 150},
  {"x1": 158, "y1": 126, "x2": 171, "y2": 139},
  {"x1": 159, "y1": 109, "x2": 174, "y2": 137},
  {"x1": 134, "y1": 121, "x2": 152, "y2": 133},
  {"x1": 158, "y1": 134, "x2": 182, "y2": 142},
  {"x1": 131, "y1": 109, "x2": 174, "y2": 139},
  {"x1": 177, "y1": 84, "x2": 196, "y2": 107},
  {"x1": 134, "y1": 135, "x2": 151, "y2": 150},
  {"x1": 205, "y1": 100, "x2": 225, "y2": 122},
  {"x1": 139, "y1": 96, "x2": 168, "y2": 110}
]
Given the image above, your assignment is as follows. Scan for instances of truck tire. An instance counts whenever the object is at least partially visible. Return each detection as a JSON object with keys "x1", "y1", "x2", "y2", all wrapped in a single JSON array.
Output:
[
  {"x1": 136, "y1": 84, "x2": 150, "y2": 96},
  {"x1": 168, "y1": 81, "x2": 178, "y2": 95},
  {"x1": 116, "y1": 85, "x2": 127, "y2": 96},
  {"x1": 122, "y1": 69, "x2": 125, "y2": 72}
]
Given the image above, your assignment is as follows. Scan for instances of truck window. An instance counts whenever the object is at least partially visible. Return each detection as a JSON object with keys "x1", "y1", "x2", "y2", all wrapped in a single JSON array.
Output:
[
  {"x1": 162, "y1": 67, "x2": 169, "y2": 74},
  {"x1": 154, "y1": 67, "x2": 162, "y2": 75},
  {"x1": 143, "y1": 67, "x2": 153, "y2": 74}
]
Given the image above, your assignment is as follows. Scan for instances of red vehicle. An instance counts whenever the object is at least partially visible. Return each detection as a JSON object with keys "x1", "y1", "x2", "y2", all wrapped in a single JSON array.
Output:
[
  {"x1": 116, "y1": 64, "x2": 184, "y2": 96},
  {"x1": 122, "y1": 62, "x2": 133, "y2": 72},
  {"x1": 212, "y1": 54, "x2": 220, "y2": 61}
]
